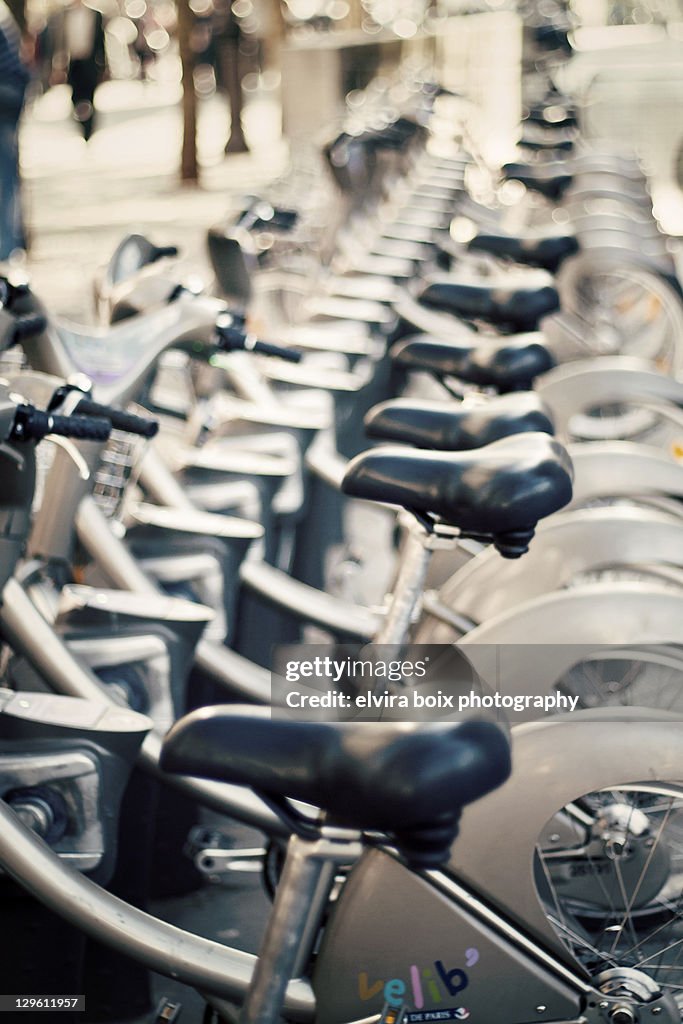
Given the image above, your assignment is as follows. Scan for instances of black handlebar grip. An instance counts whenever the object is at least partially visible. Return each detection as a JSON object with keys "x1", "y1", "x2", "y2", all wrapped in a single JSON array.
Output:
[
  {"x1": 250, "y1": 339, "x2": 302, "y2": 364},
  {"x1": 10, "y1": 405, "x2": 112, "y2": 443},
  {"x1": 74, "y1": 398, "x2": 159, "y2": 438},
  {"x1": 11, "y1": 314, "x2": 48, "y2": 343},
  {"x1": 152, "y1": 245, "x2": 180, "y2": 261},
  {"x1": 215, "y1": 321, "x2": 301, "y2": 363},
  {"x1": 48, "y1": 414, "x2": 112, "y2": 441},
  {"x1": 0, "y1": 279, "x2": 29, "y2": 309}
]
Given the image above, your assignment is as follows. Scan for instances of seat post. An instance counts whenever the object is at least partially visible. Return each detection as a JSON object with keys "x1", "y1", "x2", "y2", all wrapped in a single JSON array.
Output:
[
  {"x1": 238, "y1": 833, "x2": 361, "y2": 1024},
  {"x1": 374, "y1": 514, "x2": 438, "y2": 648}
]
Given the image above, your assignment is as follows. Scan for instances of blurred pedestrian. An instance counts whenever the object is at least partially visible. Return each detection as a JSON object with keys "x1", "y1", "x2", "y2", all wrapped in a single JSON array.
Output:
[
  {"x1": 212, "y1": 0, "x2": 249, "y2": 154},
  {"x1": 0, "y1": 0, "x2": 29, "y2": 259},
  {"x1": 132, "y1": 16, "x2": 154, "y2": 81},
  {"x1": 44, "y1": 0, "x2": 106, "y2": 140}
]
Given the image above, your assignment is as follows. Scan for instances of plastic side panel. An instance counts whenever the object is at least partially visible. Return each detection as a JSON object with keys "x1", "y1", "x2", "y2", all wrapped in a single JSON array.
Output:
[
  {"x1": 451, "y1": 712, "x2": 683, "y2": 965},
  {"x1": 312, "y1": 849, "x2": 580, "y2": 1024}
]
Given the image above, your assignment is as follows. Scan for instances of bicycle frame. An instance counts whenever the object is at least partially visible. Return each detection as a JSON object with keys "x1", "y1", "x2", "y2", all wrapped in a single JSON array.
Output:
[
  {"x1": 6, "y1": 365, "x2": 276, "y2": 705},
  {"x1": 0, "y1": 709, "x2": 681, "y2": 1023},
  {"x1": 313, "y1": 709, "x2": 683, "y2": 1023},
  {"x1": 241, "y1": 493, "x2": 683, "y2": 650},
  {"x1": 9, "y1": 378, "x2": 683, "y2": 855},
  {"x1": 70, "y1": 472, "x2": 683, "y2": 709},
  {"x1": 0, "y1": 577, "x2": 285, "y2": 835},
  {"x1": 20, "y1": 293, "x2": 223, "y2": 404}
]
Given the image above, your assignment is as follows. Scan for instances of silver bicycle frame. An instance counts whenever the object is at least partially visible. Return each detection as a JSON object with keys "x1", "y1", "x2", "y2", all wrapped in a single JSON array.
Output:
[
  {"x1": 74, "y1": 494, "x2": 273, "y2": 703},
  {"x1": 0, "y1": 576, "x2": 286, "y2": 836},
  {"x1": 2, "y1": 709, "x2": 683, "y2": 1023}
]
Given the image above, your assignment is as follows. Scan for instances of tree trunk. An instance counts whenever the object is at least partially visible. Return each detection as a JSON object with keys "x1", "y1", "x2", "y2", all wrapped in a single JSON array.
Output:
[{"x1": 177, "y1": 0, "x2": 199, "y2": 182}]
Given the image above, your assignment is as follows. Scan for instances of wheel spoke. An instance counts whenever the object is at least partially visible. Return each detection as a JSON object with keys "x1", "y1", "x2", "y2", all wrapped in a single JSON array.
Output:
[
  {"x1": 608, "y1": 799, "x2": 674, "y2": 956},
  {"x1": 538, "y1": 782, "x2": 683, "y2": 997},
  {"x1": 537, "y1": 843, "x2": 579, "y2": 958},
  {"x1": 546, "y1": 914, "x2": 620, "y2": 969},
  {"x1": 618, "y1": 894, "x2": 683, "y2": 961},
  {"x1": 635, "y1": 936, "x2": 683, "y2": 970}
]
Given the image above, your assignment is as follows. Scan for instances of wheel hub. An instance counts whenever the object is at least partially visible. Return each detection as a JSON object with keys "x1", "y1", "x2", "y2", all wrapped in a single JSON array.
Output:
[
  {"x1": 547, "y1": 801, "x2": 671, "y2": 913},
  {"x1": 592, "y1": 968, "x2": 680, "y2": 1024}
]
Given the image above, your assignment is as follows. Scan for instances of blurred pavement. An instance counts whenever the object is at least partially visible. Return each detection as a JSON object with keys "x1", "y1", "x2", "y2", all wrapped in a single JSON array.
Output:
[{"x1": 19, "y1": 77, "x2": 287, "y2": 320}]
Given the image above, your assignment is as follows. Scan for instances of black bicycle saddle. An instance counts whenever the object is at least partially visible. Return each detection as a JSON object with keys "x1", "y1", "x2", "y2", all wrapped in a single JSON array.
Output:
[
  {"x1": 392, "y1": 332, "x2": 555, "y2": 391},
  {"x1": 417, "y1": 270, "x2": 560, "y2": 331},
  {"x1": 342, "y1": 433, "x2": 573, "y2": 556},
  {"x1": 467, "y1": 225, "x2": 578, "y2": 273},
  {"x1": 364, "y1": 394, "x2": 554, "y2": 451},
  {"x1": 160, "y1": 709, "x2": 511, "y2": 866}
]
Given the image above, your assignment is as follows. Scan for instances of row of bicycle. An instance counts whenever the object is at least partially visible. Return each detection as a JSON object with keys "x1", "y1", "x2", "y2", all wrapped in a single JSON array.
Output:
[{"x1": 4, "y1": 15, "x2": 683, "y2": 1022}]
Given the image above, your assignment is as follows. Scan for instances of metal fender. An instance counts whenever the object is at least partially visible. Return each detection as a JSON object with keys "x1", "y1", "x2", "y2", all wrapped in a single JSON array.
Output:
[
  {"x1": 567, "y1": 441, "x2": 683, "y2": 506},
  {"x1": 452, "y1": 708, "x2": 683, "y2": 970},
  {"x1": 458, "y1": 582, "x2": 683, "y2": 669},
  {"x1": 536, "y1": 357, "x2": 683, "y2": 435},
  {"x1": 417, "y1": 506, "x2": 683, "y2": 626}
]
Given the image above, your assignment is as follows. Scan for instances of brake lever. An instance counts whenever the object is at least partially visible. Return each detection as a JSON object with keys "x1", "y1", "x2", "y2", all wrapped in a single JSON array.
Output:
[
  {"x1": 41, "y1": 436, "x2": 90, "y2": 481},
  {"x1": 47, "y1": 373, "x2": 99, "y2": 414}
]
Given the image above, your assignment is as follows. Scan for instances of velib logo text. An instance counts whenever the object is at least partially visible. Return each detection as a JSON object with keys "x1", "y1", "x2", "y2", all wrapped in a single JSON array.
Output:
[{"x1": 358, "y1": 950, "x2": 478, "y2": 1010}]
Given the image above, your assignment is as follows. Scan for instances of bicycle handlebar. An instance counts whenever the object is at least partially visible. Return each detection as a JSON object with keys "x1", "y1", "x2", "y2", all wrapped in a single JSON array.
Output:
[
  {"x1": 11, "y1": 314, "x2": 49, "y2": 344},
  {"x1": 246, "y1": 338, "x2": 302, "y2": 363},
  {"x1": 215, "y1": 317, "x2": 302, "y2": 364},
  {"x1": 0, "y1": 292, "x2": 42, "y2": 353},
  {"x1": 10, "y1": 405, "x2": 112, "y2": 443},
  {"x1": 73, "y1": 398, "x2": 159, "y2": 438},
  {"x1": 0, "y1": 277, "x2": 29, "y2": 310},
  {"x1": 151, "y1": 244, "x2": 179, "y2": 261}
]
